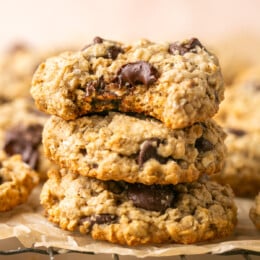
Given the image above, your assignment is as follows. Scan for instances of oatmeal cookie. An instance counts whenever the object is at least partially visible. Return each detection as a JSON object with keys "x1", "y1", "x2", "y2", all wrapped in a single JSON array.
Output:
[
  {"x1": 215, "y1": 66, "x2": 260, "y2": 131},
  {"x1": 43, "y1": 112, "x2": 226, "y2": 185},
  {"x1": 0, "y1": 154, "x2": 39, "y2": 212},
  {"x1": 41, "y1": 168, "x2": 237, "y2": 245},
  {"x1": 249, "y1": 193, "x2": 260, "y2": 230},
  {"x1": 0, "y1": 43, "x2": 50, "y2": 101},
  {"x1": 0, "y1": 98, "x2": 55, "y2": 180},
  {"x1": 31, "y1": 37, "x2": 224, "y2": 129},
  {"x1": 212, "y1": 128, "x2": 260, "y2": 197}
]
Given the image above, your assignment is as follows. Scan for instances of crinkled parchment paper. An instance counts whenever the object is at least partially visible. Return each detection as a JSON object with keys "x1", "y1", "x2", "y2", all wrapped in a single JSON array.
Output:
[{"x1": 0, "y1": 186, "x2": 259, "y2": 257}]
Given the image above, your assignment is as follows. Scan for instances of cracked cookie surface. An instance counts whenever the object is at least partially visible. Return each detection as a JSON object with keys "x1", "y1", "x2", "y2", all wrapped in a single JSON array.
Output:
[
  {"x1": 41, "y1": 168, "x2": 237, "y2": 245},
  {"x1": 31, "y1": 37, "x2": 224, "y2": 129},
  {"x1": 0, "y1": 154, "x2": 39, "y2": 212},
  {"x1": 43, "y1": 112, "x2": 226, "y2": 185}
]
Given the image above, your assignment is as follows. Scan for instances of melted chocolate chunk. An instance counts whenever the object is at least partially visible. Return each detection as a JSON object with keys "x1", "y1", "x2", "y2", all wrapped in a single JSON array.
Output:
[
  {"x1": 4, "y1": 124, "x2": 43, "y2": 169},
  {"x1": 227, "y1": 128, "x2": 247, "y2": 137},
  {"x1": 0, "y1": 176, "x2": 3, "y2": 185},
  {"x1": 116, "y1": 61, "x2": 159, "y2": 87},
  {"x1": 195, "y1": 137, "x2": 214, "y2": 152},
  {"x1": 169, "y1": 38, "x2": 204, "y2": 55},
  {"x1": 106, "y1": 45, "x2": 124, "y2": 59},
  {"x1": 80, "y1": 214, "x2": 118, "y2": 229},
  {"x1": 138, "y1": 139, "x2": 168, "y2": 167},
  {"x1": 127, "y1": 183, "x2": 175, "y2": 212}
]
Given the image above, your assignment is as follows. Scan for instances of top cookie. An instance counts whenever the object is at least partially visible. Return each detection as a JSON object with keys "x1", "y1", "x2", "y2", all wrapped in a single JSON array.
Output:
[{"x1": 31, "y1": 37, "x2": 224, "y2": 129}]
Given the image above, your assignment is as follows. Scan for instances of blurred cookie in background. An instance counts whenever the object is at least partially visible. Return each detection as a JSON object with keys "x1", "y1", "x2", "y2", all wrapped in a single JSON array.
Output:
[
  {"x1": 0, "y1": 42, "x2": 67, "y2": 102},
  {"x1": 0, "y1": 98, "x2": 56, "y2": 180},
  {"x1": 211, "y1": 128, "x2": 260, "y2": 197},
  {"x1": 0, "y1": 153, "x2": 39, "y2": 212},
  {"x1": 213, "y1": 34, "x2": 260, "y2": 85},
  {"x1": 215, "y1": 66, "x2": 260, "y2": 131},
  {"x1": 250, "y1": 192, "x2": 260, "y2": 230},
  {"x1": 212, "y1": 66, "x2": 260, "y2": 197}
]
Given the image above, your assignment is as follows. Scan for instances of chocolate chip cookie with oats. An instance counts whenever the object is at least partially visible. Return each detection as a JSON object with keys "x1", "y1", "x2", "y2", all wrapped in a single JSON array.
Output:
[
  {"x1": 31, "y1": 37, "x2": 224, "y2": 129},
  {"x1": 40, "y1": 168, "x2": 237, "y2": 245},
  {"x1": 0, "y1": 153, "x2": 39, "y2": 212},
  {"x1": 43, "y1": 112, "x2": 226, "y2": 185},
  {"x1": 0, "y1": 98, "x2": 55, "y2": 180}
]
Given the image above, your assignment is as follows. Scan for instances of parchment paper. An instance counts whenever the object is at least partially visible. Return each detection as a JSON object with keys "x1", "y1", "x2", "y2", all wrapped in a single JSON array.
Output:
[{"x1": 0, "y1": 186, "x2": 259, "y2": 258}]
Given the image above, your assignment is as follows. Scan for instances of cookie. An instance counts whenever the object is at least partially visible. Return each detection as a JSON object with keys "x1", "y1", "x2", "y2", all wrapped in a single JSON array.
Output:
[
  {"x1": 212, "y1": 34, "x2": 260, "y2": 85},
  {"x1": 0, "y1": 43, "x2": 50, "y2": 101},
  {"x1": 0, "y1": 98, "x2": 55, "y2": 180},
  {"x1": 31, "y1": 37, "x2": 224, "y2": 129},
  {"x1": 41, "y1": 168, "x2": 237, "y2": 245},
  {"x1": 213, "y1": 66, "x2": 260, "y2": 197},
  {"x1": 43, "y1": 112, "x2": 226, "y2": 185},
  {"x1": 211, "y1": 128, "x2": 260, "y2": 197},
  {"x1": 249, "y1": 192, "x2": 260, "y2": 230},
  {"x1": 0, "y1": 153, "x2": 39, "y2": 212},
  {"x1": 215, "y1": 66, "x2": 260, "y2": 131}
]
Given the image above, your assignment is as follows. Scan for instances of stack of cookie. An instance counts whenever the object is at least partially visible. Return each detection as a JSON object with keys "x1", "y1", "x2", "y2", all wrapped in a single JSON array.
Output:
[{"x1": 31, "y1": 37, "x2": 237, "y2": 245}]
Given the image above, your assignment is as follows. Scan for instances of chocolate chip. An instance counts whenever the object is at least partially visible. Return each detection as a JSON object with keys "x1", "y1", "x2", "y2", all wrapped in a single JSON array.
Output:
[
  {"x1": 82, "y1": 37, "x2": 123, "y2": 60},
  {"x1": 85, "y1": 77, "x2": 120, "y2": 103},
  {"x1": 4, "y1": 124, "x2": 43, "y2": 169},
  {"x1": 227, "y1": 128, "x2": 247, "y2": 137},
  {"x1": 0, "y1": 176, "x2": 3, "y2": 185},
  {"x1": 127, "y1": 183, "x2": 175, "y2": 212},
  {"x1": 80, "y1": 214, "x2": 118, "y2": 230},
  {"x1": 106, "y1": 45, "x2": 124, "y2": 59},
  {"x1": 81, "y1": 36, "x2": 104, "y2": 51},
  {"x1": 85, "y1": 76, "x2": 106, "y2": 97},
  {"x1": 169, "y1": 38, "x2": 204, "y2": 55},
  {"x1": 138, "y1": 139, "x2": 167, "y2": 167},
  {"x1": 93, "y1": 36, "x2": 104, "y2": 44},
  {"x1": 195, "y1": 137, "x2": 214, "y2": 152},
  {"x1": 79, "y1": 148, "x2": 87, "y2": 155},
  {"x1": 116, "y1": 61, "x2": 159, "y2": 87}
]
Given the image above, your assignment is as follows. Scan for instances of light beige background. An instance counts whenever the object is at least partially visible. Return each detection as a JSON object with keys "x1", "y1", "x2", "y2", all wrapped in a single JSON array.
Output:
[{"x1": 0, "y1": 0, "x2": 260, "y2": 49}]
